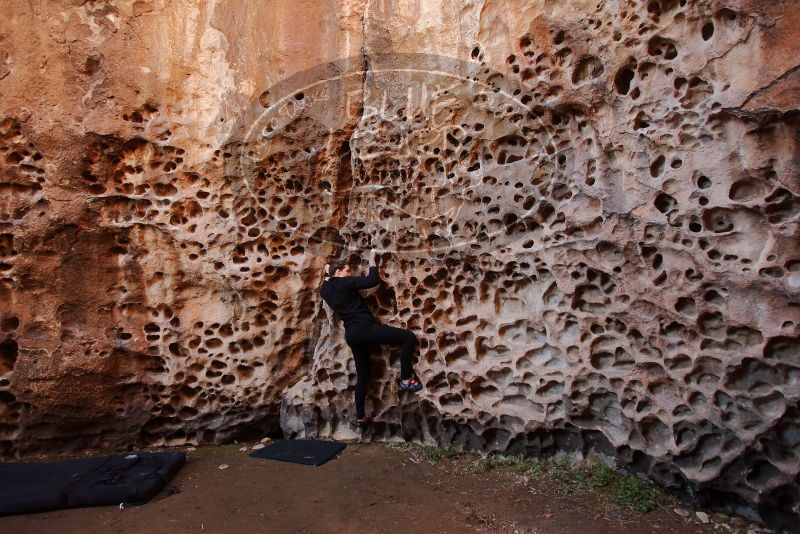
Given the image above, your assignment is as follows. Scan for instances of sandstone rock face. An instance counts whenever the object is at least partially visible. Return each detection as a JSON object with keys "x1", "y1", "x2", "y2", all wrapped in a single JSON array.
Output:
[{"x1": 1, "y1": 0, "x2": 799, "y2": 523}]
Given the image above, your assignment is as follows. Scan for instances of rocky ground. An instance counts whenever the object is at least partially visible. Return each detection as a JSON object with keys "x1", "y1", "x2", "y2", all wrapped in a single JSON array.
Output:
[{"x1": 0, "y1": 441, "x2": 773, "y2": 534}]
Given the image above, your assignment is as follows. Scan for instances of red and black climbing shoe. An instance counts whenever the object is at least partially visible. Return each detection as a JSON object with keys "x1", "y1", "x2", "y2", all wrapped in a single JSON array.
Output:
[
  {"x1": 398, "y1": 376, "x2": 424, "y2": 393},
  {"x1": 353, "y1": 411, "x2": 375, "y2": 428}
]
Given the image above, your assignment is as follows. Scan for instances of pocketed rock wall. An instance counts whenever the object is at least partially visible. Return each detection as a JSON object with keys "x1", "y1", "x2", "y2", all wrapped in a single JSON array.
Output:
[{"x1": 1, "y1": 0, "x2": 798, "y2": 523}]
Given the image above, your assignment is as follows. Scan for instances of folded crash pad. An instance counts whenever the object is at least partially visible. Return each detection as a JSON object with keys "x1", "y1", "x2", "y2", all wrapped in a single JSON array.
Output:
[
  {"x1": 0, "y1": 451, "x2": 185, "y2": 516},
  {"x1": 249, "y1": 439, "x2": 346, "y2": 466}
]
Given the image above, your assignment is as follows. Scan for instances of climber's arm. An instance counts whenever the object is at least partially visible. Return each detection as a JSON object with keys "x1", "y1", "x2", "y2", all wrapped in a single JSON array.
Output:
[{"x1": 344, "y1": 265, "x2": 380, "y2": 290}]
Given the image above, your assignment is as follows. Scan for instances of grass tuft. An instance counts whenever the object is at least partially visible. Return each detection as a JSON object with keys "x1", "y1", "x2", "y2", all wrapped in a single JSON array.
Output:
[
  {"x1": 475, "y1": 455, "x2": 502, "y2": 472},
  {"x1": 612, "y1": 474, "x2": 662, "y2": 513},
  {"x1": 506, "y1": 454, "x2": 535, "y2": 474},
  {"x1": 419, "y1": 443, "x2": 460, "y2": 464},
  {"x1": 386, "y1": 443, "x2": 663, "y2": 514},
  {"x1": 571, "y1": 461, "x2": 617, "y2": 490}
]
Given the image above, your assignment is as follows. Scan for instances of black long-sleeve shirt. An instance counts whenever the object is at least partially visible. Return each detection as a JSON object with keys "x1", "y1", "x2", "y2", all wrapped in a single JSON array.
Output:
[{"x1": 320, "y1": 266, "x2": 380, "y2": 328}]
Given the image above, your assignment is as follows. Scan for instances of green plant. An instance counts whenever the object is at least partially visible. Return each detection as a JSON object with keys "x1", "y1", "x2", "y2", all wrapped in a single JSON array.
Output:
[
  {"x1": 612, "y1": 474, "x2": 662, "y2": 513},
  {"x1": 545, "y1": 458, "x2": 573, "y2": 484},
  {"x1": 528, "y1": 459, "x2": 546, "y2": 478},
  {"x1": 571, "y1": 462, "x2": 617, "y2": 490},
  {"x1": 419, "y1": 443, "x2": 459, "y2": 464},
  {"x1": 475, "y1": 455, "x2": 501, "y2": 472},
  {"x1": 473, "y1": 446, "x2": 661, "y2": 514},
  {"x1": 506, "y1": 454, "x2": 534, "y2": 474},
  {"x1": 385, "y1": 444, "x2": 663, "y2": 515}
]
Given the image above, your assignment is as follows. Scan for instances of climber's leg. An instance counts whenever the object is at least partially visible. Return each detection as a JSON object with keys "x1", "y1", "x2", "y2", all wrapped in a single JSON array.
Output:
[
  {"x1": 346, "y1": 339, "x2": 372, "y2": 420},
  {"x1": 362, "y1": 323, "x2": 417, "y2": 380}
]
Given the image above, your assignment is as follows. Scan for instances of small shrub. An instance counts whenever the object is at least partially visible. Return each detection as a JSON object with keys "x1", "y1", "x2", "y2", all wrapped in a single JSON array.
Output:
[
  {"x1": 385, "y1": 445, "x2": 662, "y2": 515},
  {"x1": 612, "y1": 474, "x2": 662, "y2": 513},
  {"x1": 475, "y1": 455, "x2": 502, "y2": 472},
  {"x1": 572, "y1": 462, "x2": 617, "y2": 490},
  {"x1": 420, "y1": 443, "x2": 459, "y2": 464},
  {"x1": 506, "y1": 454, "x2": 535, "y2": 474},
  {"x1": 546, "y1": 458, "x2": 573, "y2": 484},
  {"x1": 528, "y1": 459, "x2": 546, "y2": 478}
]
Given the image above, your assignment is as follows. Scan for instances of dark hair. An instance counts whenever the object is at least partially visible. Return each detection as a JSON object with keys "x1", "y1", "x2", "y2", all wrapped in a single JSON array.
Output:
[{"x1": 327, "y1": 259, "x2": 348, "y2": 276}]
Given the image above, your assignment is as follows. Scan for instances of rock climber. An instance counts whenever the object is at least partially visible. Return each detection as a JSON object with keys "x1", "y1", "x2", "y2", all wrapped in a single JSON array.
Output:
[{"x1": 320, "y1": 251, "x2": 424, "y2": 427}]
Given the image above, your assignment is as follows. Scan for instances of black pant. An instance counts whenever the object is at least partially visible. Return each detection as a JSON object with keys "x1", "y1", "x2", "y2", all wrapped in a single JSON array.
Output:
[{"x1": 344, "y1": 321, "x2": 417, "y2": 419}]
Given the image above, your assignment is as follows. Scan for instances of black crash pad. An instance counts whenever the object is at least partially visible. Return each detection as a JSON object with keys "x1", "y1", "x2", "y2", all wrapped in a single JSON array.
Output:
[
  {"x1": 0, "y1": 451, "x2": 185, "y2": 516},
  {"x1": 249, "y1": 439, "x2": 346, "y2": 466}
]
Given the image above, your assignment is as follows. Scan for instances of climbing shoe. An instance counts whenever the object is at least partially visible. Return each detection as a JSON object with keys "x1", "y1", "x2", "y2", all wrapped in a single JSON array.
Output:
[
  {"x1": 352, "y1": 411, "x2": 375, "y2": 428},
  {"x1": 398, "y1": 376, "x2": 424, "y2": 393}
]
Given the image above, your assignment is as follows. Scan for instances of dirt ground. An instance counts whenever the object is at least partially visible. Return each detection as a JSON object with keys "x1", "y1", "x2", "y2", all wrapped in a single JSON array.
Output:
[{"x1": 0, "y1": 442, "x2": 767, "y2": 534}]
